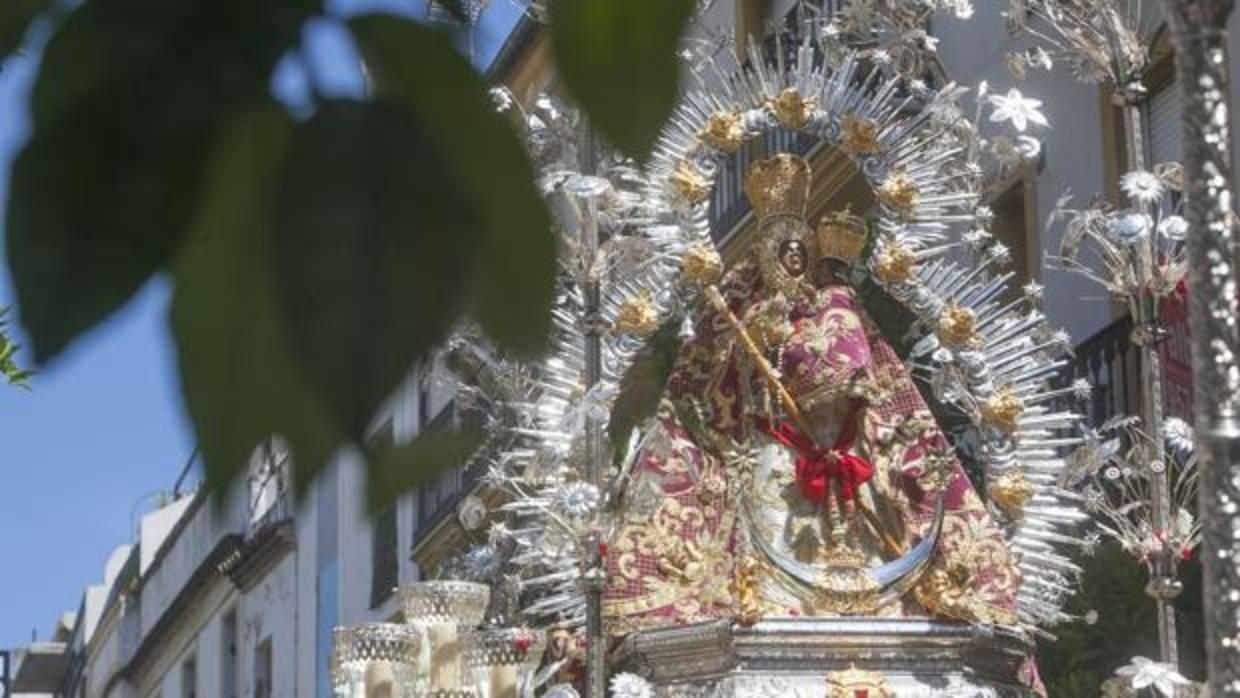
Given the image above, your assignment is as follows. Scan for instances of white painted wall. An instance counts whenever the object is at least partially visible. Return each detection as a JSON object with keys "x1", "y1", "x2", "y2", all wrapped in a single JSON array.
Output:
[
  {"x1": 76, "y1": 441, "x2": 426, "y2": 698},
  {"x1": 137, "y1": 499, "x2": 194, "y2": 577}
]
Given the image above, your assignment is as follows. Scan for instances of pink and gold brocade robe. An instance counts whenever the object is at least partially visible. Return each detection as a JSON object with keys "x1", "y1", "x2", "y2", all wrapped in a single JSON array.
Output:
[{"x1": 602, "y1": 261, "x2": 1020, "y2": 634}]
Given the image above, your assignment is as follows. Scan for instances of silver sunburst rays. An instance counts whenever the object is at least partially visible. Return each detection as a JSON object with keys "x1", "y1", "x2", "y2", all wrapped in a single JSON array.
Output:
[{"x1": 434, "y1": 89, "x2": 687, "y2": 631}]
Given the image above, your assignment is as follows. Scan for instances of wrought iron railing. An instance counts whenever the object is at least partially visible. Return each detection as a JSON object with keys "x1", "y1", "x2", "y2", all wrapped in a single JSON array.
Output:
[
  {"x1": 247, "y1": 490, "x2": 293, "y2": 540},
  {"x1": 1063, "y1": 315, "x2": 1141, "y2": 427},
  {"x1": 1059, "y1": 299, "x2": 1193, "y2": 427}
]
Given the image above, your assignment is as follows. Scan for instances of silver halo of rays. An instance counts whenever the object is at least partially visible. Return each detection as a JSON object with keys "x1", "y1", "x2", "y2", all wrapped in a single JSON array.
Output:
[
  {"x1": 442, "y1": 13, "x2": 1092, "y2": 637},
  {"x1": 641, "y1": 37, "x2": 1091, "y2": 633}
]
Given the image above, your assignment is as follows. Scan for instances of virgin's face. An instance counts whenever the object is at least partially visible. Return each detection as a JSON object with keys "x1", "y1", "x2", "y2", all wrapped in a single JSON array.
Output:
[{"x1": 778, "y1": 240, "x2": 808, "y2": 277}]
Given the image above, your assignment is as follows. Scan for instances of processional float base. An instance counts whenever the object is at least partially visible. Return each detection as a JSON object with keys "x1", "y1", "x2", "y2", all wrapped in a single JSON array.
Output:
[{"x1": 609, "y1": 617, "x2": 1036, "y2": 697}]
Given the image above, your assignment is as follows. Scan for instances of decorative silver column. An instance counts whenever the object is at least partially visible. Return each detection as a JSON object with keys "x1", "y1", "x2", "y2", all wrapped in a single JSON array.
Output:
[
  {"x1": 577, "y1": 125, "x2": 609, "y2": 698},
  {"x1": 1007, "y1": 0, "x2": 1198, "y2": 666},
  {"x1": 1164, "y1": 1, "x2": 1240, "y2": 693},
  {"x1": 1117, "y1": 76, "x2": 1182, "y2": 666}
]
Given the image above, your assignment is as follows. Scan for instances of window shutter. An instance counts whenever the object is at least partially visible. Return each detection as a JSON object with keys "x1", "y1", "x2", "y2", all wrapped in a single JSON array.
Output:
[
  {"x1": 1147, "y1": 77, "x2": 1182, "y2": 166},
  {"x1": 370, "y1": 506, "x2": 399, "y2": 608}
]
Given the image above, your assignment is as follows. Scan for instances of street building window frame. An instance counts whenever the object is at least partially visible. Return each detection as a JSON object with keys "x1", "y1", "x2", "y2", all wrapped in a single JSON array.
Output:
[
  {"x1": 986, "y1": 164, "x2": 1042, "y2": 299},
  {"x1": 221, "y1": 609, "x2": 239, "y2": 698},
  {"x1": 368, "y1": 417, "x2": 401, "y2": 610},
  {"x1": 1100, "y1": 26, "x2": 1178, "y2": 196},
  {"x1": 254, "y1": 637, "x2": 273, "y2": 698},
  {"x1": 180, "y1": 653, "x2": 197, "y2": 698}
]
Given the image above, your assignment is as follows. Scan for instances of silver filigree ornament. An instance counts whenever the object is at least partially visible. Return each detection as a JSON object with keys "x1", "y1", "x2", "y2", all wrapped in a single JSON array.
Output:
[
  {"x1": 1049, "y1": 169, "x2": 1190, "y2": 313},
  {"x1": 1063, "y1": 417, "x2": 1201, "y2": 568},
  {"x1": 1004, "y1": 0, "x2": 1159, "y2": 92},
  {"x1": 609, "y1": 672, "x2": 654, "y2": 698}
]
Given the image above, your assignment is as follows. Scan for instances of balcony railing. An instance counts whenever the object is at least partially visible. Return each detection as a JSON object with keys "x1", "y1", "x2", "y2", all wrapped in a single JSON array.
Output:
[
  {"x1": 1061, "y1": 315, "x2": 1141, "y2": 426},
  {"x1": 247, "y1": 441, "x2": 293, "y2": 540},
  {"x1": 1058, "y1": 298, "x2": 1194, "y2": 427},
  {"x1": 248, "y1": 492, "x2": 292, "y2": 541}
]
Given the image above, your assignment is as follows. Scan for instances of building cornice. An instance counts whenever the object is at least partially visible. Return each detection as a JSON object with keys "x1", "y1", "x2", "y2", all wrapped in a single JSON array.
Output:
[{"x1": 114, "y1": 534, "x2": 243, "y2": 689}]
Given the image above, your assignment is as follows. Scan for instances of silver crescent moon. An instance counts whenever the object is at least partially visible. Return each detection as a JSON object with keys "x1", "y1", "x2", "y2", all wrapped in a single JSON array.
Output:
[{"x1": 744, "y1": 494, "x2": 946, "y2": 601}]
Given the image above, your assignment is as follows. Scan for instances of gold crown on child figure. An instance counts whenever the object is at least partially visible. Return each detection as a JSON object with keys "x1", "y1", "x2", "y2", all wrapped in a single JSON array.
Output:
[
  {"x1": 744, "y1": 153, "x2": 811, "y2": 223},
  {"x1": 816, "y1": 206, "x2": 868, "y2": 265}
]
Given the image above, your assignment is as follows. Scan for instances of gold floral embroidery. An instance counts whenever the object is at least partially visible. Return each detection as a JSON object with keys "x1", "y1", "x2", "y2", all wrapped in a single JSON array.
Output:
[
  {"x1": 602, "y1": 235, "x2": 1027, "y2": 636},
  {"x1": 913, "y1": 509, "x2": 1019, "y2": 624},
  {"x1": 606, "y1": 484, "x2": 735, "y2": 625}
]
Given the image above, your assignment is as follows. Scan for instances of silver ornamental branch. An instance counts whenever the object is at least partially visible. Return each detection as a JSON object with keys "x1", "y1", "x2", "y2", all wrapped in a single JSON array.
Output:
[
  {"x1": 1019, "y1": 0, "x2": 1187, "y2": 664},
  {"x1": 1116, "y1": 60, "x2": 1182, "y2": 666},
  {"x1": 1164, "y1": 0, "x2": 1240, "y2": 693}
]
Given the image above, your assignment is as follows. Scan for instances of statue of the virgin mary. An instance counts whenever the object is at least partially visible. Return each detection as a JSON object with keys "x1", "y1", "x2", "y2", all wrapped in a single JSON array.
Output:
[{"x1": 604, "y1": 153, "x2": 1020, "y2": 634}]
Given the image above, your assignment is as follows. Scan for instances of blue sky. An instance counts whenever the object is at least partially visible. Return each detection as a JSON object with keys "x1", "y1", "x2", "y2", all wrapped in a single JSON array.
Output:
[
  {"x1": 0, "y1": 52, "x2": 196, "y2": 650},
  {"x1": 0, "y1": 0, "x2": 526, "y2": 650}
]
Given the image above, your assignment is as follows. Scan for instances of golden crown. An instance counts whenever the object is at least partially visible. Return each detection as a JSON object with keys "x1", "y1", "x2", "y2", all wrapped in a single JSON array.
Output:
[
  {"x1": 744, "y1": 154, "x2": 811, "y2": 222},
  {"x1": 816, "y1": 207, "x2": 868, "y2": 265}
]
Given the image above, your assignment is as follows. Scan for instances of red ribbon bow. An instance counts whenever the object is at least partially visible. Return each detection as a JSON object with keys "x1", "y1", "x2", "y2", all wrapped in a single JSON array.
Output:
[{"x1": 757, "y1": 415, "x2": 873, "y2": 505}]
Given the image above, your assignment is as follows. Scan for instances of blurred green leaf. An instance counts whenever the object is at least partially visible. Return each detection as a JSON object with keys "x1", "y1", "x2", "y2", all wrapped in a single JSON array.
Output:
[
  {"x1": 548, "y1": 0, "x2": 694, "y2": 160},
  {"x1": 272, "y1": 99, "x2": 478, "y2": 440},
  {"x1": 368, "y1": 424, "x2": 484, "y2": 513},
  {"x1": 608, "y1": 316, "x2": 683, "y2": 458},
  {"x1": 171, "y1": 105, "x2": 341, "y2": 502},
  {"x1": 0, "y1": 0, "x2": 51, "y2": 57},
  {"x1": 351, "y1": 15, "x2": 554, "y2": 358},
  {"x1": 6, "y1": 0, "x2": 314, "y2": 364}
]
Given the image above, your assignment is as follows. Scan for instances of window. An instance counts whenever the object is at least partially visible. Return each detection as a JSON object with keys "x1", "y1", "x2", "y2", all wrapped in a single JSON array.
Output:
[
  {"x1": 1104, "y1": 29, "x2": 1177, "y2": 180},
  {"x1": 181, "y1": 655, "x2": 197, "y2": 698},
  {"x1": 247, "y1": 437, "x2": 290, "y2": 527},
  {"x1": 370, "y1": 507, "x2": 399, "y2": 608},
  {"x1": 254, "y1": 638, "x2": 273, "y2": 698},
  {"x1": 222, "y1": 611, "x2": 238, "y2": 698},
  {"x1": 990, "y1": 178, "x2": 1037, "y2": 297},
  {"x1": 369, "y1": 420, "x2": 399, "y2": 609},
  {"x1": 1146, "y1": 72, "x2": 1181, "y2": 166}
]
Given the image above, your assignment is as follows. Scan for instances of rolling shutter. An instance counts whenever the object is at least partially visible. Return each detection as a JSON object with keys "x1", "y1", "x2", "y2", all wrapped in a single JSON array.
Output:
[{"x1": 1147, "y1": 77, "x2": 1182, "y2": 165}]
